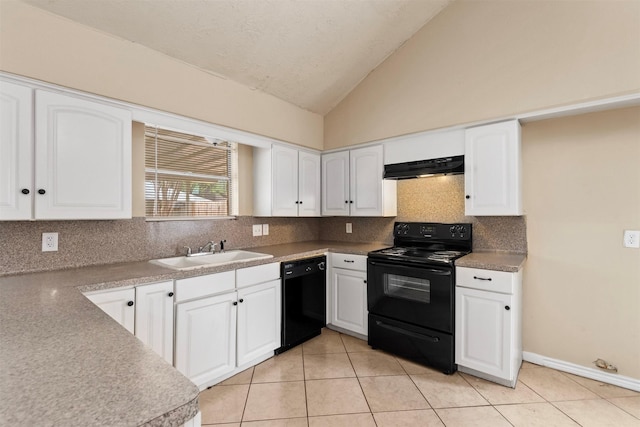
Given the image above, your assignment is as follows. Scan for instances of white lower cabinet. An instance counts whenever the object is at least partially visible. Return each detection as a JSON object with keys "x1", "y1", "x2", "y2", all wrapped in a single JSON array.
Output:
[
  {"x1": 329, "y1": 253, "x2": 368, "y2": 336},
  {"x1": 175, "y1": 292, "x2": 237, "y2": 387},
  {"x1": 84, "y1": 281, "x2": 174, "y2": 363},
  {"x1": 455, "y1": 267, "x2": 522, "y2": 387},
  {"x1": 134, "y1": 281, "x2": 175, "y2": 365},
  {"x1": 237, "y1": 279, "x2": 281, "y2": 366},
  {"x1": 84, "y1": 287, "x2": 135, "y2": 334},
  {"x1": 174, "y1": 263, "x2": 281, "y2": 389}
]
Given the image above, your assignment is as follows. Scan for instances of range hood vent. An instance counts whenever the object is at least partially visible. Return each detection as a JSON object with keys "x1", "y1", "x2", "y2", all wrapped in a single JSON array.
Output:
[{"x1": 384, "y1": 155, "x2": 465, "y2": 180}]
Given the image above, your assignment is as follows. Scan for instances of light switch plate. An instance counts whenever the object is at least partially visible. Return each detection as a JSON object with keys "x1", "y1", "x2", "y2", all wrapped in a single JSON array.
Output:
[
  {"x1": 346, "y1": 223, "x2": 353, "y2": 234},
  {"x1": 252, "y1": 224, "x2": 263, "y2": 237},
  {"x1": 42, "y1": 232, "x2": 58, "y2": 252},
  {"x1": 262, "y1": 224, "x2": 269, "y2": 235},
  {"x1": 623, "y1": 230, "x2": 640, "y2": 248}
]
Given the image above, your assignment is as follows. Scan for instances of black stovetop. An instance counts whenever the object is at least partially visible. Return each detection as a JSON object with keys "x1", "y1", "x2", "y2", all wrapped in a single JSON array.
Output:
[{"x1": 368, "y1": 222, "x2": 472, "y2": 266}]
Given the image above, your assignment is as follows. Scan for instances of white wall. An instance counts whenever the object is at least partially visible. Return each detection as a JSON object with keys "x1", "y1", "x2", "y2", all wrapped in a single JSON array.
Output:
[
  {"x1": 0, "y1": 1, "x2": 323, "y2": 150},
  {"x1": 324, "y1": 0, "x2": 640, "y2": 149},
  {"x1": 522, "y1": 106, "x2": 640, "y2": 378}
]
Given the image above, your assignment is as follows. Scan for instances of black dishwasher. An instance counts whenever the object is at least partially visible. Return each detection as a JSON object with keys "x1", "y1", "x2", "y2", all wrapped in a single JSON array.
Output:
[{"x1": 276, "y1": 256, "x2": 326, "y2": 354}]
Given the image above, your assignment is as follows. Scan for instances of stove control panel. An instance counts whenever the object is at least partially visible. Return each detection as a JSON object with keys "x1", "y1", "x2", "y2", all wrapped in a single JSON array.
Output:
[{"x1": 394, "y1": 222, "x2": 471, "y2": 240}]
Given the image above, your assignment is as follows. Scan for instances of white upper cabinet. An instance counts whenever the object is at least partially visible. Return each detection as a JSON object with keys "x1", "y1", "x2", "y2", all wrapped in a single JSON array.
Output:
[
  {"x1": 254, "y1": 145, "x2": 321, "y2": 217},
  {"x1": 35, "y1": 90, "x2": 132, "y2": 219},
  {"x1": 0, "y1": 81, "x2": 132, "y2": 220},
  {"x1": 0, "y1": 81, "x2": 33, "y2": 220},
  {"x1": 464, "y1": 120, "x2": 522, "y2": 216},
  {"x1": 321, "y1": 150, "x2": 350, "y2": 216},
  {"x1": 322, "y1": 145, "x2": 396, "y2": 217},
  {"x1": 298, "y1": 150, "x2": 321, "y2": 216}
]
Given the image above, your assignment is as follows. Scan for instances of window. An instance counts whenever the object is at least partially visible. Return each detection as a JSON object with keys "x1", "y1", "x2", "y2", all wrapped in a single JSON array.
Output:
[{"x1": 145, "y1": 125, "x2": 237, "y2": 219}]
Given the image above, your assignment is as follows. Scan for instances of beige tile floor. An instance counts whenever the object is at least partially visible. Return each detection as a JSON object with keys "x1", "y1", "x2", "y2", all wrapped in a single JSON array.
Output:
[{"x1": 199, "y1": 328, "x2": 640, "y2": 426}]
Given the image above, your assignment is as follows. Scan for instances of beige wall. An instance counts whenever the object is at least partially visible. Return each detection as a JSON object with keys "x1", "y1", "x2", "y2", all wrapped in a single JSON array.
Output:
[
  {"x1": 325, "y1": 0, "x2": 640, "y2": 149},
  {"x1": 522, "y1": 106, "x2": 640, "y2": 378},
  {"x1": 0, "y1": 1, "x2": 323, "y2": 150}
]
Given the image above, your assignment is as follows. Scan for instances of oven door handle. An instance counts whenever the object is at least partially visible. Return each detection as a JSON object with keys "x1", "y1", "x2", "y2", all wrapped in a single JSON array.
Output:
[
  {"x1": 369, "y1": 261, "x2": 451, "y2": 276},
  {"x1": 375, "y1": 320, "x2": 440, "y2": 342}
]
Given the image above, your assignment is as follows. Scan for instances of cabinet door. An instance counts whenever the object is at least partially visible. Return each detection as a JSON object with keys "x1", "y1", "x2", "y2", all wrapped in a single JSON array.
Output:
[
  {"x1": 298, "y1": 151, "x2": 321, "y2": 217},
  {"x1": 237, "y1": 280, "x2": 281, "y2": 366},
  {"x1": 455, "y1": 287, "x2": 512, "y2": 379},
  {"x1": 175, "y1": 292, "x2": 237, "y2": 388},
  {"x1": 331, "y1": 268, "x2": 367, "y2": 335},
  {"x1": 271, "y1": 145, "x2": 299, "y2": 216},
  {"x1": 135, "y1": 281, "x2": 174, "y2": 365},
  {"x1": 321, "y1": 150, "x2": 350, "y2": 216},
  {"x1": 0, "y1": 81, "x2": 33, "y2": 220},
  {"x1": 464, "y1": 120, "x2": 522, "y2": 216},
  {"x1": 350, "y1": 145, "x2": 384, "y2": 216},
  {"x1": 84, "y1": 288, "x2": 135, "y2": 334},
  {"x1": 34, "y1": 90, "x2": 132, "y2": 219}
]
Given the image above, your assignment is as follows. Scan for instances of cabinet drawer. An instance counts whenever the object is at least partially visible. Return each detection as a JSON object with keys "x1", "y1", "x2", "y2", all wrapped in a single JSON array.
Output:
[
  {"x1": 175, "y1": 270, "x2": 235, "y2": 302},
  {"x1": 331, "y1": 253, "x2": 367, "y2": 271},
  {"x1": 236, "y1": 262, "x2": 280, "y2": 288},
  {"x1": 456, "y1": 267, "x2": 516, "y2": 294}
]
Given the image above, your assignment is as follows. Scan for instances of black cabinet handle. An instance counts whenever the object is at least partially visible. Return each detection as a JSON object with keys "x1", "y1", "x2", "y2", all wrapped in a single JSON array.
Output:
[
  {"x1": 505, "y1": 306, "x2": 511, "y2": 311},
  {"x1": 168, "y1": 292, "x2": 174, "y2": 297},
  {"x1": 295, "y1": 201, "x2": 299, "y2": 204},
  {"x1": 473, "y1": 276, "x2": 492, "y2": 281},
  {"x1": 239, "y1": 298, "x2": 244, "y2": 303},
  {"x1": 363, "y1": 280, "x2": 367, "y2": 284},
  {"x1": 38, "y1": 189, "x2": 46, "y2": 195},
  {"x1": 127, "y1": 301, "x2": 134, "y2": 307},
  {"x1": 345, "y1": 200, "x2": 349, "y2": 204},
  {"x1": 21, "y1": 189, "x2": 30, "y2": 195},
  {"x1": 344, "y1": 260, "x2": 355, "y2": 263},
  {"x1": 299, "y1": 201, "x2": 302, "y2": 204},
  {"x1": 465, "y1": 195, "x2": 470, "y2": 199},
  {"x1": 349, "y1": 200, "x2": 353, "y2": 204},
  {"x1": 233, "y1": 301, "x2": 238, "y2": 306}
]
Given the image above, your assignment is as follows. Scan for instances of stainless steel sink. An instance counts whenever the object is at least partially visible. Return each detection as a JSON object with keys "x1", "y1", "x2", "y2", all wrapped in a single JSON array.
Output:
[{"x1": 149, "y1": 250, "x2": 274, "y2": 271}]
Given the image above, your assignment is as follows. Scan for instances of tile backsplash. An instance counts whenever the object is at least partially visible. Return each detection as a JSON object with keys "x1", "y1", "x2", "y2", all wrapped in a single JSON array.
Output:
[{"x1": 0, "y1": 175, "x2": 527, "y2": 276}]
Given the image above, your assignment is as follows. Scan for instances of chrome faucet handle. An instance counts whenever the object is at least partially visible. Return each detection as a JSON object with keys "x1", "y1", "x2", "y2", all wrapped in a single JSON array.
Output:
[
  {"x1": 199, "y1": 241, "x2": 217, "y2": 253},
  {"x1": 183, "y1": 246, "x2": 192, "y2": 256}
]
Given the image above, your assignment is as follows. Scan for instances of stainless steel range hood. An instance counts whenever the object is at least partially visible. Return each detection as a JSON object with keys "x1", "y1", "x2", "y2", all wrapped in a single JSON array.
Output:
[{"x1": 383, "y1": 155, "x2": 464, "y2": 180}]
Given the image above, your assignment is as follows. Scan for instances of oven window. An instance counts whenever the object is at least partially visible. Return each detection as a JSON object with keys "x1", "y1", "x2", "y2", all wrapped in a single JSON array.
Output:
[{"x1": 383, "y1": 274, "x2": 431, "y2": 303}]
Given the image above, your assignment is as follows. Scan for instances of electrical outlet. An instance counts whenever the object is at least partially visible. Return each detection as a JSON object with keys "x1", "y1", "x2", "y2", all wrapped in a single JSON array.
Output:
[
  {"x1": 42, "y1": 232, "x2": 58, "y2": 252},
  {"x1": 623, "y1": 230, "x2": 640, "y2": 248},
  {"x1": 346, "y1": 223, "x2": 352, "y2": 234},
  {"x1": 262, "y1": 224, "x2": 269, "y2": 235},
  {"x1": 252, "y1": 224, "x2": 263, "y2": 237}
]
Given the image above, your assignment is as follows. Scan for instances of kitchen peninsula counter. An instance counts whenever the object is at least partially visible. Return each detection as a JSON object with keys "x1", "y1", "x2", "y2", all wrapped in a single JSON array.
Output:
[{"x1": 0, "y1": 240, "x2": 388, "y2": 426}]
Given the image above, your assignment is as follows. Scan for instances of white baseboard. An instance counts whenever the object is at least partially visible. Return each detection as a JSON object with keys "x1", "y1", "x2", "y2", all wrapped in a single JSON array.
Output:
[{"x1": 523, "y1": 351, "x2": 640, "y2": 392}]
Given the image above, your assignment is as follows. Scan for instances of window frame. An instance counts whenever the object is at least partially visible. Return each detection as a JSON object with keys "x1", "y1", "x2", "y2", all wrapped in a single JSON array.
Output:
[{"x1": 144, "y1": 123, "x2": 238, "y2": 221}]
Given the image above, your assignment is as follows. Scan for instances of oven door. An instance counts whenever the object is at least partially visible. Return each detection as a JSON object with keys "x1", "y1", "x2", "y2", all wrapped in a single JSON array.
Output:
[{"x1": 367, "y1": 258, "x2": 454, "y2": 333}]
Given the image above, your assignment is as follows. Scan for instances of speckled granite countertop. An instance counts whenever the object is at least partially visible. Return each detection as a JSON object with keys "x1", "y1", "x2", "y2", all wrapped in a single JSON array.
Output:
[
  {"x1": 456, "y1": 251, "x2": 527, "y2": 272},
  {"x1": 0, "y1": 240, "x2": 388, "y2": 426}
]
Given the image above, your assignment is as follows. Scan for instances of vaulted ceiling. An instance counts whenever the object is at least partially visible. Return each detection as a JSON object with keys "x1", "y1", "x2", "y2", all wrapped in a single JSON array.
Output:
[{"x1": 21, "y1": 0, "x2": 453, "y2": 114}]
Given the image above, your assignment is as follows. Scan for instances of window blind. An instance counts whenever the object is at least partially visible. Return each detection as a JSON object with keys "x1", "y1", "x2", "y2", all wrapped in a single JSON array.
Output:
[{"x1": 144, "y1": 125, "x2": 236, "y2": 218}]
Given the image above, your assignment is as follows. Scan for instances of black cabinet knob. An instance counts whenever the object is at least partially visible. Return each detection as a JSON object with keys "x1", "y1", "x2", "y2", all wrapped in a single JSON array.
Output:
[
  {"x1": 239, "y1": 298, "x2": 244, "y2": 303},
  {"x1": 38, "y1": 189, "x2": 46, "y2": 195},
  {"x1": 299, "y1": 201, "x2": 302, "y2": 204},
  {"x1": 345, "y1": 200, "x2": 349, "y2": 204},
  {"x1": 127, "y1": 301, "x2": 134, "y2": 307},
  {"x1": 465, "y1": 195, "x2": 470, "y2": 199},
  {"x1": 349, "y1": 200, "x2": 353, "y2": 204},
  {"x1": 295, "y1": 201, "x2": 299, "y2": 204},
  {"x1": 21, "y1": 189, "x2": 30, "y2": 195},
  {"x1": 168, "y1": 292, "x2": 174, "y2": 297},
  {"x1": 233, "y1": 301, "x2": 238, "y2": 306},
  {"x1": 505, "y1": 306, "x2": 511, "y2": 311}
]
